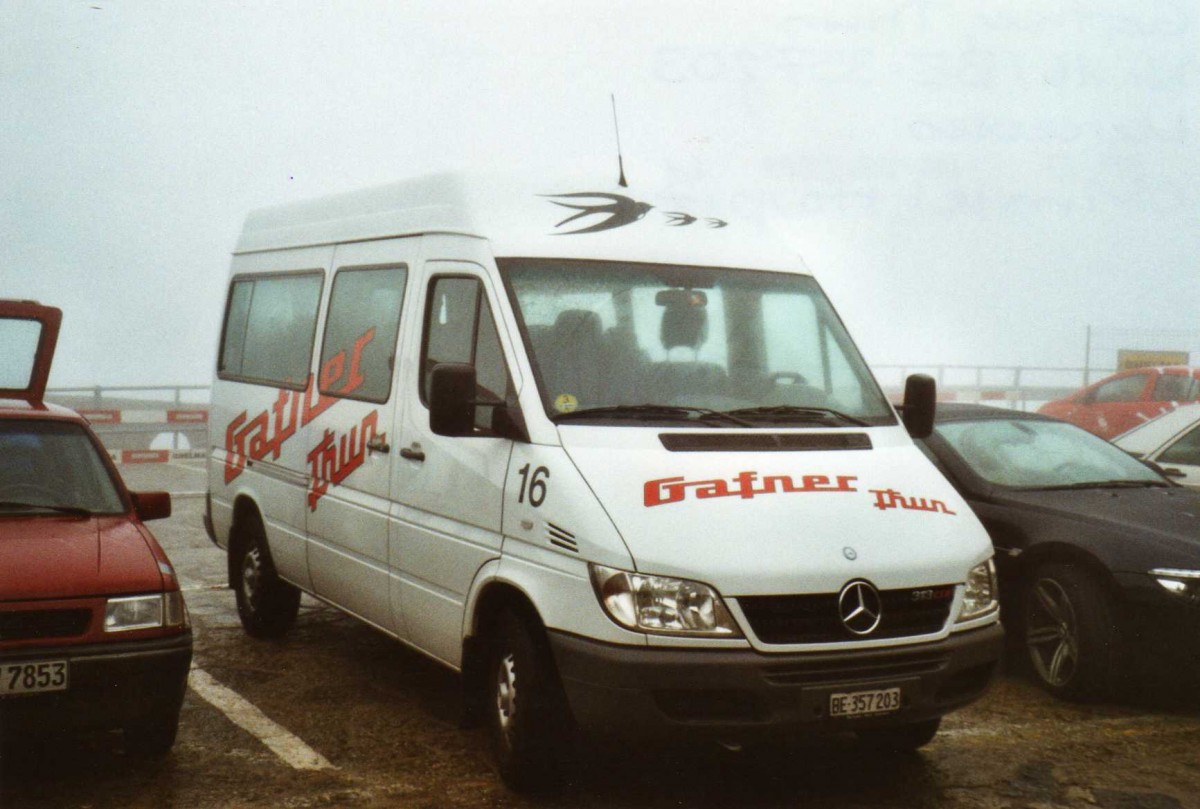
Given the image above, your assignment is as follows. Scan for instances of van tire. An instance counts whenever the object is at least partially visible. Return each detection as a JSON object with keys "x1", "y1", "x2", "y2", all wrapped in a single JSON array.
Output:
[
  {"x1": 858, "y1": 717, "x2": 941, "y2": 752},
  {"x1": 1023, "y1": 562, "x2": 1119, "y2": 701},
  {"x1": 486, "y1": 609, "x2": 570, "y2": 792},
  {"x1": 231, "y1": 517, "x2": 300, "y2": 639}
]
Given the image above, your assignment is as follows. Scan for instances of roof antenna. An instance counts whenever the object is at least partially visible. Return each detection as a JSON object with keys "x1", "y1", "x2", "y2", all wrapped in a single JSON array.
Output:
[{"x1": 611, "y1": 93, "x2": 628, "y2": 188}]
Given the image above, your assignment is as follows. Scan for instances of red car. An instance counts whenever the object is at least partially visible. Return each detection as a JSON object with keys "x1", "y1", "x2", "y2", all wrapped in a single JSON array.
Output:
[
  {"x1": 1038, "y1": 366, "x2": 1200, "y2": 439},
  {"x1": 0, "y1": 301, "x2": 191, "y2": 754}
]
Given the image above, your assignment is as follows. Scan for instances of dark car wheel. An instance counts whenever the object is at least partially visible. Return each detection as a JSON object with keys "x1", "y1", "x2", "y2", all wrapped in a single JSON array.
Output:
[
  {"x1": 858, "y1": 717, "x2": 941, "y2": 752},
  {"x1": 1023, "y1": 563, "x2": 1119, "y2": 700},
  {"x1": 486, "y1": 609, "x2": 571, "y2": 792},
  {"x1": 232, "y1": 517, "x2": 300, "y2": 639}
]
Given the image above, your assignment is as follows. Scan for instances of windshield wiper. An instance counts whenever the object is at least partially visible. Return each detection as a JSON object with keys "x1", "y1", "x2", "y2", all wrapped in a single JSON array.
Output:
[
  {"x1": 552, "y1": 404, "x2": 755, "y2": 428},
  {"x1": 723, "y1": 405, "x2": 870, "y2": 427},
  {"x1": 1029, "y1": 480, "x2": 1171, "y2": 492},
  {"x1": 0, "y1": 500, "x2": 94, "y2": 517}
]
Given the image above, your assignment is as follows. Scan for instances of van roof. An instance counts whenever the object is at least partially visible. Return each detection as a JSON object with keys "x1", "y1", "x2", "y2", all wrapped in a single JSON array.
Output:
[{"x1": 235, "y1": 171, "x2": 808, "y2": 273}]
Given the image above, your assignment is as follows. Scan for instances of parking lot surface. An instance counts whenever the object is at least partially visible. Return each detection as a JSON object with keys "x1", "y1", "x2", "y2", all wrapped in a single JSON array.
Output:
[{"x1": 2, "y1": 460, "x2": 1198, "y2": 809}]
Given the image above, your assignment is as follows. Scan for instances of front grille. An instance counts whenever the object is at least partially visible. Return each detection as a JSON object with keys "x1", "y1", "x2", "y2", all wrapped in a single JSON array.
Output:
[
  {"x1": 0, "y1": 609, "x2": 92, "y2": 642},
  {"x1": 738, "y1": 586, "x2": 953, "y2": 645},
  {"x1": 764, "y1": 651, "x2": 949, "y2": 686}
]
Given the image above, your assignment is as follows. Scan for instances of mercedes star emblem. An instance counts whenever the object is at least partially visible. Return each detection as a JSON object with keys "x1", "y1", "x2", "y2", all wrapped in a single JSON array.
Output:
[{"x1": 838, "y1": 580, "x2": 883, "y2": 636}]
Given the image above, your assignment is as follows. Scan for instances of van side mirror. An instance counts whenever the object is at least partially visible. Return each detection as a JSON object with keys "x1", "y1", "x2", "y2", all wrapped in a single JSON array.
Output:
[
  {"x1": 131, "y1": 490, "x2": 172, "y2": 521},
  {"x1": 430, "y1": 363, "x2": 477, "y2": 437},
  {"x1": 902, "y1": 374, "x2": 937, "y2": 439}
]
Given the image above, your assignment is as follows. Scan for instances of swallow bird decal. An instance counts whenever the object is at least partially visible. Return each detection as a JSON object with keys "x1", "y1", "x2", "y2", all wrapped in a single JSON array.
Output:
[
  {"x1": 543, "y1": 192, "x2": 654, "y2": 235},
  {"x1": 706, "y1": 218, "x2": 728, "y2": 229},
  {"x1": 664, "y1": 211, "x2": 698, "y2": 227}
]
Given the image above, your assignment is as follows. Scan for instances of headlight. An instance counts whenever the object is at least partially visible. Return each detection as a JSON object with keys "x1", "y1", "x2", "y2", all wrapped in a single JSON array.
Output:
[
  {"x1": 589, "y1": 564, "x2": 741, "y2": 637},
  {"x1": 1149, "y1": 568, "x2": 1200, "y2": 602},
  {"x1": 956, "y1": 559, "x2": 999, "y2": 623},
  {"x1": 104, "y1": 592, "x2": 190, "y2": 632}
]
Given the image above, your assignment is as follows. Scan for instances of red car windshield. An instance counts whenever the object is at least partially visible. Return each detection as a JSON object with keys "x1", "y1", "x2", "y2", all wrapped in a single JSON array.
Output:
[{"x1": 0, "y1": 420, "x2": 125, "y2": 515}]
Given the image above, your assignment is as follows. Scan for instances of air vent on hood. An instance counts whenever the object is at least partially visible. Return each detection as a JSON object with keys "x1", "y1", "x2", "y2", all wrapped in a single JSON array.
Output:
[
  {"x1": 546, "y1": 522, "x2": 579, "y2": 553},
  {"x1": 659, "y1": 432, "x2": 872, "y2": 453}
]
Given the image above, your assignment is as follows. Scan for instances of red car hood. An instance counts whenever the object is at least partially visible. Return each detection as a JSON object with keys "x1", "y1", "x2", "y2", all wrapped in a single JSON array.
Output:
[{"x1": 0, "y1": 516, "x2": 164, "y2": 600}]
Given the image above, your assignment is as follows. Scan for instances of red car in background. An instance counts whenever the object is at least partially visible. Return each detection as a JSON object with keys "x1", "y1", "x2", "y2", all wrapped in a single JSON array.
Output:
[
  {"x1": 0, "y1": 300, "x2": 191, "y2": 755},
  {"x1": 1038, "y1": 366, "x2": 1200, "y2": 439}
]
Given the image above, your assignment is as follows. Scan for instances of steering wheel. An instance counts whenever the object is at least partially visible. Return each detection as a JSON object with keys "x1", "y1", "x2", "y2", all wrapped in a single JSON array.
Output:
[
  {"x1": 770, "y1": 372, "x2": 808, "y2": 385},
  {"x1": 0, "y1": 482, "x2": 59, "y2": 503}
]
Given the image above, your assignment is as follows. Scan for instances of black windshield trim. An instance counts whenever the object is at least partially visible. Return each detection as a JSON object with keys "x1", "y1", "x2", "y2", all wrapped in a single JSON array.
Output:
[
  {"x1": 659, "y1": 432, "x2": 873, "y2": 452},
  {"x1": 552, "y1": 404, "x2": 755, "y2": 428},
  {"x1": 0, "y1": 501, "x2": 99, "y2": 518},
  {"x1": 1021, "y1": 480, "x2": 1173, "y2": 492}
]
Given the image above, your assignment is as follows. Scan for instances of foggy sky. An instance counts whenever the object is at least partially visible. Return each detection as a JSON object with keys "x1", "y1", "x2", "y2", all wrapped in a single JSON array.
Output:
[{"x1": 2, "y1": 1, "x2": 1197, "y2": 389}]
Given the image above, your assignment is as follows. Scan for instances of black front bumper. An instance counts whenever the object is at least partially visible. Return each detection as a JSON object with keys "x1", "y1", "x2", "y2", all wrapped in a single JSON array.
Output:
[
  {"x1": 0, "y1": 632, "x2": 193, "y2": 737},
  {"x1": 549, "y1": 622, "x2": 1003, "y2": 741}
]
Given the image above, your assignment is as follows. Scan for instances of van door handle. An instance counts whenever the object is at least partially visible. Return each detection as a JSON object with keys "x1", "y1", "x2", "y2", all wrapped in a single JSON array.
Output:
[
  {"x1": 400, "y1": 445, "x2": 425, "y2": 462},
  {"x1": 367, "y1": 435, "x2": 390, "y2": 455}
]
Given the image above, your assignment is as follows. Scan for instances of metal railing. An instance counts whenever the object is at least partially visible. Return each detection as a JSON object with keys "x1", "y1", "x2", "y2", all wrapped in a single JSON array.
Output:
[
  {"x1": 46, "y1": 384, "x2": 212, "y2": 460},
  {"x1": 45, "y1": 364, "x2": 1113, "y2": 460},
  {"x1": 872, "y1": 365, "x2": 1114, "y2": 411}
]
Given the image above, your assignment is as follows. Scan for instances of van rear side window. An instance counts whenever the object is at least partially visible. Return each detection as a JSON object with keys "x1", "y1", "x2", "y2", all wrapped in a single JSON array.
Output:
[
  {"x1": 219, "y1": 272, "x2": 323, "y2": 389},
  {"x1": 318, "y1": 266, "x2": 408, "y2": 403}
]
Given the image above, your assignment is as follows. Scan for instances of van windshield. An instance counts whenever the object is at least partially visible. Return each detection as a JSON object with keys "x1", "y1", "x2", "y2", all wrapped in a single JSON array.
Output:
[{"x1": 498, "y1": 259, "x2": 896, "y2": 427}]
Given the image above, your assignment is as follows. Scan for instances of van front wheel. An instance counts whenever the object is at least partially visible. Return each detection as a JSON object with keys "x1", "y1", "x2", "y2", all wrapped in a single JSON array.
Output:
[
  {"x1": 486, "y1": 610, "x2": 570, "y2": 791},
  {"x1": 231, "y1": 519, "x2": 300, "y2": 639}
]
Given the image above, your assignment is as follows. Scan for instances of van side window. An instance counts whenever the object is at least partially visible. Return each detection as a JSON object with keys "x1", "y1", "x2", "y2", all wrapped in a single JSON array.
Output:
[
  {"x1": 421, "y1": 276, "x2": 511, "y2": 431},
  {"x1": 218, "y1": 272, "x2": 323, "y2": 389},
  {"x1": 319, "y1": 266, "x2": 408, "y2": 403}
]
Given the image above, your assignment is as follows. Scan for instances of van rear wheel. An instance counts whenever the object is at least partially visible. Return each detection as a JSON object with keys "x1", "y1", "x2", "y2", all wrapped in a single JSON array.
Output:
[
  {"x1": 486, "y1": 609, "x2": 571, "y2": 792},
  {"x1": 231, "y1": 518, "x2": 300, "y2": 639}
]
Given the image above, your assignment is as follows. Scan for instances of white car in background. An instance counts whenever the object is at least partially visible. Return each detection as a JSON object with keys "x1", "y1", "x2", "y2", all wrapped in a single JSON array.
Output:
[{"x1": 1114, "y1": 403, "x2": 1200, "y2": 489}]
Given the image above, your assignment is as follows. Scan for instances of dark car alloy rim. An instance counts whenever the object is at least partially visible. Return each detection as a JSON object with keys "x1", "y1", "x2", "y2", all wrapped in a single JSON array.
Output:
[{"x1": 1026, "y1": 577, "x2": 1080, "y2": 687}]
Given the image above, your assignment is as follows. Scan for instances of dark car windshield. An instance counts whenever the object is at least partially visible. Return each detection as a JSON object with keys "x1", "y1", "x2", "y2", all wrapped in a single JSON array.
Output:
[
  {"x1": 937, "y1": 418, "x2": 1166, "y2": 489},
  {"x1": 498, "y1": 258, "x2": 896, "y2": 427},
  {"x1": 0, "y1": 420, "x2": 125, "y2": 515}
]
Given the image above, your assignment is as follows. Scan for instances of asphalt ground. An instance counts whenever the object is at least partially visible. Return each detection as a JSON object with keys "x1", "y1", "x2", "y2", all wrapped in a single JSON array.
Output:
[{"x1": 2, "y1": 460, "x2": 1199, "y2": 808}]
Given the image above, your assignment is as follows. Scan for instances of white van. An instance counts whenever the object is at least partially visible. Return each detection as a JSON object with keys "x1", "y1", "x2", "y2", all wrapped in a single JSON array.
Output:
[{"x1": 204, "y1": 173, "x2": 1002, "y2": 788}]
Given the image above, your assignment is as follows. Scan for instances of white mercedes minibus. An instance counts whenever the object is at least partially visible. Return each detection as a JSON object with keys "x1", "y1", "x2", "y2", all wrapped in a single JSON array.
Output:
[{"x1": 204, "y1": 173, "x2": 1002, "y2": 789}]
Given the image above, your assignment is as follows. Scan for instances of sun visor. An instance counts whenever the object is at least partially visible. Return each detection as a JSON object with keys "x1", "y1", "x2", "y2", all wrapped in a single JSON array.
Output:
[{"x1": 0, "y1": 300, "x2": 62, "y2": 406}]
